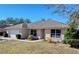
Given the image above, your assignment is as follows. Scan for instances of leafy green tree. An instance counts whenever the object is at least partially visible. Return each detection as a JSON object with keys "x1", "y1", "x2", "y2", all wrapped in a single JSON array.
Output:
[
  {"x1": 64, "y1": 12, "x2": 79, "y2": 44},
  {"x1": 25, "y1": 19, "x2": 31, "y2": 23},
  {"x1": 5, "y1": 17, "x2": 16, "y2": 24},
  {"x1": 18, "y1": 18, "x2": 24, "y2": 24},
  {"x1": 0, "y1": 20, "x2": 6, "y2": 24},
  {"x1": 41, "y1": 19, "x2": 45, "y2": 21},
  {"x1": 0, "y1": 17, "x2": 32, "y2": 24}
]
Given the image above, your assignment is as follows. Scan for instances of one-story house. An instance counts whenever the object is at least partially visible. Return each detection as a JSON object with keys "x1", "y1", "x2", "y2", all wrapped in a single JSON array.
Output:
[
  {"x1": 0, "y1": 24, "x2": 12, "y2": 35},
  {"x1": 5, "y1": 20, "x2": 66, "y2": 41}
]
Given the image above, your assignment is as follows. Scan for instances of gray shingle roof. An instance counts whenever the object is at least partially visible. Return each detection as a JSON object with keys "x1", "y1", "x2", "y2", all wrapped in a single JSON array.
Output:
[
  {"x1": 0, "y1": 24, "x2": 12, "y2": 32},
  {"x1": 0, "y1": 24, "x2": 11, "y2": 28},
  {"x1": 27, "y1": 20, "x2": 66, "y2": 29},
  {"x1": 5, "y1": 23, "x2": 27, "y2": 30},
  {"x1": 5, "y1": 20, "x2": 66, "y2": 29}
]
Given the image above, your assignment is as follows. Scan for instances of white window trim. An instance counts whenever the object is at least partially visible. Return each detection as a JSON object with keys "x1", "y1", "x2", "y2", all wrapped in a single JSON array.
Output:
[{"x1": 51, "y1": 29, "x2": 61, "y2": 38}]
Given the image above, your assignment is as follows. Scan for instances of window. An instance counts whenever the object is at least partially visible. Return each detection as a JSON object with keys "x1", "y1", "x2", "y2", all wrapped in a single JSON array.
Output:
[
  {"x1": 51, "y1": 29, "x2": 61, "y2": 38},
  {"x1": 56, "y1": 30, "x2": 61, "y2": 38},
  {"x1": 56, "y1": 30, "x2": 61, "y2": 33},
  {"x1": 31, "y1": 30, "x2": 37, "y2": 36},
  {"x1": 51, "y1": 29, "x2": 55, "y2": 37}
]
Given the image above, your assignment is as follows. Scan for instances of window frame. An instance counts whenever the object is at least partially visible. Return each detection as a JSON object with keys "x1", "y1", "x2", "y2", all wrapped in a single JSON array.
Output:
[
  {"x1": 51, "y1": 29, "x2": 61, "y2": 38},
  {"x1": 31, "y1": 29, "x2": 37, "y2": 36}
]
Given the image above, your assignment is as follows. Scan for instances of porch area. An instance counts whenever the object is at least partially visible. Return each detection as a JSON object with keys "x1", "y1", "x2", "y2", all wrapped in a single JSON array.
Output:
[{"x1": 27, "y1": 29, "x2": 64, "y2": 42}]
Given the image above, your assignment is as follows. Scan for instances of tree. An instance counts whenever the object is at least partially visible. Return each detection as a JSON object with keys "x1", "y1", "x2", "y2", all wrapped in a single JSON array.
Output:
[
  {"x1": 25, "y1": 19, "x2": 31, "y2": 23},
  {"x1": 64, "y1": 12, "x2": 79, "y2": 44},
  {"x1": 6, "y1": 17, "x2": 16, "y2": 24},
  {"x1": 0, "y1": 17, "x2": 31, "y2": 24},
  {"x1": 41, "y1": 19, "x2": 45, "y2": 21},
  {"x1": 15, "y1": 18, "x2": 20, "y2": 24},
  {"x1": 64, "y1": 20, "x2": 77, "y2": 44},
  {"x1": 15, "y1": 18, "x2": 31, "y2": 24},
  {"x1": 18, "y1": 18, "x2": 24, "y2": 24},
  {"x1": 69, "y1": 12, "x2": 79, "y2": 28},
  {"x1": 0, "y1": 20, "x2": 6, "y2": 24},
  {"x1": 48, "y1": 4, "x2": 79, "y2": 21},
  {"x1": 48, "y1": 4, "x2": 79, "y2": 16}
]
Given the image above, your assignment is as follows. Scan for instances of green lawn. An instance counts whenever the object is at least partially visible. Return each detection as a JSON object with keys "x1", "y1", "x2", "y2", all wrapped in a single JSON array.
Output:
[{"x1": 0, "y1": 40, "x2": 79, "y2": 54}]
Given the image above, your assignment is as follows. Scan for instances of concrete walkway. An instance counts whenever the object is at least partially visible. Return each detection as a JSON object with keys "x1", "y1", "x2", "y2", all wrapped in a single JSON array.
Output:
[{"x1": 18, "y1": 39, "x2": 43, "y2": 42}]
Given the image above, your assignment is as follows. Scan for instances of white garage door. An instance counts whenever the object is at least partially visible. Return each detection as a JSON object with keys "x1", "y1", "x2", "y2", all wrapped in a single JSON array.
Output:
[
  {"x1": 8, "y1": 30, "x2": 21, "y2": 38},
  {"x1": 10, "y1": 34, "x2": 16, "y2": 38}
]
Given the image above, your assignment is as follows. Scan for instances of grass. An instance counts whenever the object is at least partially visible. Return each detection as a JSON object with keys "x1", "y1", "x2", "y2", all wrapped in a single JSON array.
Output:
[{"x1": 0, "y1": 40, "x2": 79, "y2": 54}]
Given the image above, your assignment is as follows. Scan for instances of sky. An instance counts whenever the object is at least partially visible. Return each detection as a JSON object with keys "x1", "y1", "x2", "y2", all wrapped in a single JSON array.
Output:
[{"x1": 0, "y1": 4, "x2": 68, "y2": 23}]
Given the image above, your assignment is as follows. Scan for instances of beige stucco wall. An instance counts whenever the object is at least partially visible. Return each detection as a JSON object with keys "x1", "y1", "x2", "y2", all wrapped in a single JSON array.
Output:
[
  {"x1": 45, "y1": 29, "x2": 51, "y2": 40},
  {"x1": 21, "y1": 29, "x2": 29, "y2": 38},
  {"x1": 13, "y1": 29, "x2": 64, "y2": 40},
  {"x1": 28, "y1": 29, "x2": 43, "y2": 39},
  {"x1": 37, "y1": 30, "x2": 42, "y2": 39},
  {"x1": 44, "y1": 29, "x2": 64, "y2": 42},
  {"x1": 7, "y1": 28, "x2": 64, "y2": 41},
  {"x1": 36, "y1": 29, "x2": 51, "y2": 40},
  {"x1": 7, "y1": 29, "x2": 22, "y2": 38},
  {"x1": 61, "y1": 29, "x2": 64, "y2": 41},
  {"x1": 7, "y1": 29, "x2": 29, "y2": 39}
]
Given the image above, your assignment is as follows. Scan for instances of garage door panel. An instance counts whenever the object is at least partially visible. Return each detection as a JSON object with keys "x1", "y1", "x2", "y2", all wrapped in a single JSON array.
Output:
[{"x1": 10, "y1": 34, "x2": 16, "y2": 38}]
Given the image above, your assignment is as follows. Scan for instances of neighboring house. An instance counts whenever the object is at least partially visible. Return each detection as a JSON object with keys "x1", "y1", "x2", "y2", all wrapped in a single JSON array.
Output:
[
  {"x1": 0, "y1": 24, "x2": 12, "y2": 35},
  {"x1": 5, "y1": 20, "x2": 66, "y2": 41}
]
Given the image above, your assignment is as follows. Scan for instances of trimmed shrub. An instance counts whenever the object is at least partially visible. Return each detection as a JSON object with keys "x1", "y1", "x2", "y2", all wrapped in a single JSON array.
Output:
[
  {"x1": 3, "y1": 33, "x2": 8, "y2": 37},
  {"x1": 0, "y1": 32, "x2": 4, "y2": 36},
  {"x1": 63, "y1": 39, "x2": 72, "y2": 44},
  {"x1": 27, "y1": 35, "x2": 32, "y2": 40},
  {"x1": 64, "y1": 27, "x2": 78, "y2": 44},
  {"x1": 27, "y1": 35, "x2": 38, "y2": 40},
  {"x1": 70, "y1": 39, "x2": 79, "y2": 48},
  {"x1": 47, "y1": 37, "x2": 52, "y2": 43},
  {"x1": 16, "y1": 34, "x2": 21, "y2": 39}
]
